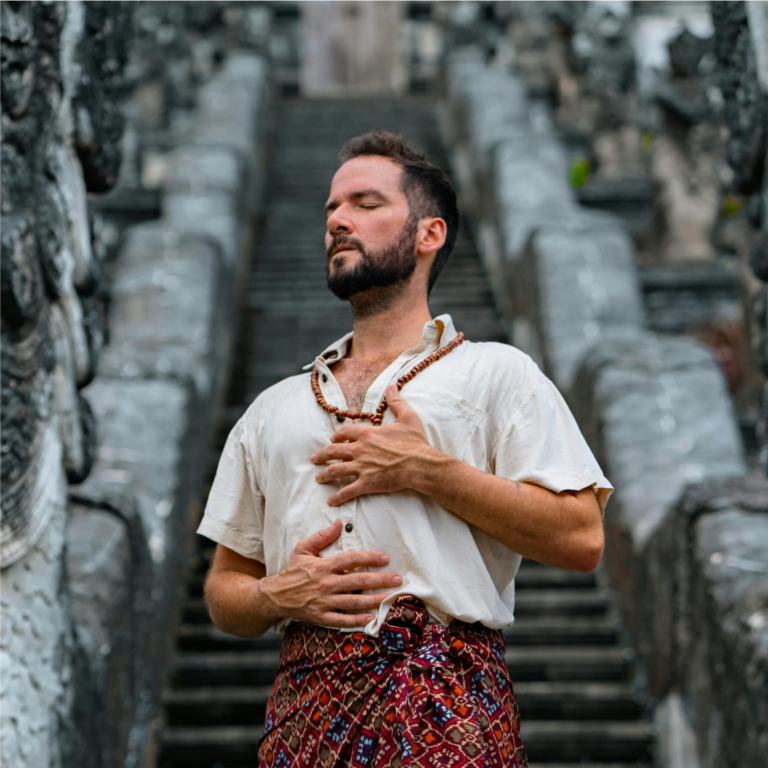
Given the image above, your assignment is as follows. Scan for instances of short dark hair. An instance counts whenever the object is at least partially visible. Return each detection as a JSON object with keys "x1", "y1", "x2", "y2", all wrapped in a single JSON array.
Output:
[{"x1": 338, "y1": 129, "x2": 459, "y2": 295}]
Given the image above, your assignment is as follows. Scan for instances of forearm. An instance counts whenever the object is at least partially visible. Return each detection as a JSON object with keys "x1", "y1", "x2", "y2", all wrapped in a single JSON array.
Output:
[
  {"x1": 411, "y1": 451, "x2": 603, "y2": 571},
  {"x1": 204, "y1": 569, "x2": 283, "y2": 638}
]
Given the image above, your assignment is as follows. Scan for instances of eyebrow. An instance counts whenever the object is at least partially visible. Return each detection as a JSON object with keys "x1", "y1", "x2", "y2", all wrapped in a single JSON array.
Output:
[{"x1": 324, "y1": 188, "x2": 389, "y2": 216}]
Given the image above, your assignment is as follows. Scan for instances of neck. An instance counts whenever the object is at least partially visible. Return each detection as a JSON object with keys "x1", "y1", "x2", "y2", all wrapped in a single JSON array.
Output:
[{"x1": 347, "y1": 284, "x2": 433, "y2": 363}]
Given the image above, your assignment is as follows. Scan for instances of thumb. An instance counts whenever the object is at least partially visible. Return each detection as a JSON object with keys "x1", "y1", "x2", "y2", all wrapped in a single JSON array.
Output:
[
  {"x1": 294, "y1": 519, "x2": 341, "y2": 556},
  {"x1": 386, "y1": 384, "x2": 414, "y2": 421}
]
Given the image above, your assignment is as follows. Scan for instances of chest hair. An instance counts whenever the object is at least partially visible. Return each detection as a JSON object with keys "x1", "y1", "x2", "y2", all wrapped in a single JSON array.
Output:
[{"x1": 331, "y1": 356, "x2": 399, "y2": 413}]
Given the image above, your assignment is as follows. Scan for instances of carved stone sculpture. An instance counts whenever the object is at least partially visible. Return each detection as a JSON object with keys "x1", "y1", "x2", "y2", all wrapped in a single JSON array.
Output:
[
  {"x1": 711, "y1": 1, "x2": 768, "y2": 474},
  {"x1": 1, "y1": 1, "x2": 131, "y2": 567}
]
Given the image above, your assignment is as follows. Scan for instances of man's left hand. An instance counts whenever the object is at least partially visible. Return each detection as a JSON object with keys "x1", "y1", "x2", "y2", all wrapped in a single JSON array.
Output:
[{"x1": 310, "y1": 385, "x2": 437, "y2": 506}]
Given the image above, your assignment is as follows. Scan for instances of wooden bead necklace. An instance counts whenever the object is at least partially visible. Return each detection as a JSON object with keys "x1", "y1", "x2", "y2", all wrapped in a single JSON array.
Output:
[{"x1": 311, "y1": 332, "x2": 465, "y2": 425}]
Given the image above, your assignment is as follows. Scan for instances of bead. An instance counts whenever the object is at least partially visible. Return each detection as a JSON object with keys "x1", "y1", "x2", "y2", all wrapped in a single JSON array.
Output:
[{"x1": 311, "y1": 331, "x2": 465, "y2": 425}]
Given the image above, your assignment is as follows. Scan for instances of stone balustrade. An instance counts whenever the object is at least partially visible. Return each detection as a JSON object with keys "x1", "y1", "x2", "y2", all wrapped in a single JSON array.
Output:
[{"x1": 441, "y1": 48, "x2": 766, "y2": 768}]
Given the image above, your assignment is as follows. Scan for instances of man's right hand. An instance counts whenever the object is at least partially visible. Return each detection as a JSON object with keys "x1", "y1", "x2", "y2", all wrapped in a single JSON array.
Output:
[{"x1": 260, "y1": 519, "x2": 402, "y2": 629}]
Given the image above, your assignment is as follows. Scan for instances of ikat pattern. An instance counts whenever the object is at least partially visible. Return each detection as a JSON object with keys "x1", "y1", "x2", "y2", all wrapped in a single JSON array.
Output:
[{"x1": 258, "y1": 595, "x2": 529, "y2": 767}]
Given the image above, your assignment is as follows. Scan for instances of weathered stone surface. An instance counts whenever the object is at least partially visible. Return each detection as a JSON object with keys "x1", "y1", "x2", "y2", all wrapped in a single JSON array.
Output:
[
  {"x1": 68, "y1": 377, "x2": 201, "y2": 764},
  {"x1": 162, "y1": 53, "x2": 268, "y2": 268},
  {"x1": 192, "y1": 53, "x2": 268, "y2": 162},
  {"x1": 163, "y1": 191, "x2": 240, "y2": 270},
  {"x1": 0, "y1": 466, "x2": 72, "y2": 768},
  {"x1": 97, "y1": 226, "x2": 226, "y2": 408},
  {"x1": 1, "y1": 0, "x2": 131, "y2": 566},
  {"x1": 711, "y1": 1, "x2": 767, "y2": 196},
  {"x1": 65, "y1": 502, "x2": 136, "y2": 768},
  {"x1": 444, "y1": 50, "x2": 534, "y2": 210},
  {"x1": 165, "y1": 145, "x2": 245, "y2": 202},
  {"x1": 301, "y1": 1, "x2": 407, "y2": 97},
  {"x1": 492, "y1": 136, "x2": 577, "y2": 264},
  {"x1": 645, "y1": 473, "x2": 768, "y2": 768},
  {"x1": 519, "y1": 212, "x2": 645, "y2": 389},
  {"x1": 76, "y1": 377, "x2": 195, "y2": 576},
  {"x1": 570, "y1": 333, "x2": 747, "y2": 656}
]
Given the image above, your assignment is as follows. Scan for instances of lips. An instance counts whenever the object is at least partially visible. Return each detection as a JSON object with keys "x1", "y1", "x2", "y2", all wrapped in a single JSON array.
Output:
[{"x1": 331, "y1": 244, "x2": 358, "y2": 258}]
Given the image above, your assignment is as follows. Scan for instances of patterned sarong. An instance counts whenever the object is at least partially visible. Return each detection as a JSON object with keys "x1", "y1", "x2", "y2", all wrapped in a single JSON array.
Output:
[{"x1": 257, "y1": 594, "x2": 529, "y2": 767}]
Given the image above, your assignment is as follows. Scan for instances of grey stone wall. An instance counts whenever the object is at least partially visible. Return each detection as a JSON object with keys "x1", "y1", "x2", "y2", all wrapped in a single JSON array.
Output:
[
  {"x1": 441, "y1": 41, "x2": 763, "y2": 767},
  {"x1": 644, "y1": 473, "x2": 768, "y2": 767},
  {"x1": 1, "y1": 1, "x2": 269, "y2": 762}
]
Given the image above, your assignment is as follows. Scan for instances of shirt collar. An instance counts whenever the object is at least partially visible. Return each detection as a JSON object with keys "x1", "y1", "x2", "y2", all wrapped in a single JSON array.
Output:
[{"x1": 301, "y1": 313, "x2": 458, "y2": 371}]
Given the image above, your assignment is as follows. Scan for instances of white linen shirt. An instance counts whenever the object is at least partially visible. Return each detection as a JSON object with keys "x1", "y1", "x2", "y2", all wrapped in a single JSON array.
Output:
[{"x1": 197, "y1": 314, "x2": 613, "y2": 637}]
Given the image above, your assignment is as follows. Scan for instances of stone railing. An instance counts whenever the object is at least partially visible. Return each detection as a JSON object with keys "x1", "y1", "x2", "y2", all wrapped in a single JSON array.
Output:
[
  {"x1": 62, "y1": 53, "x2": 267, "y2": 767},
  {"x1": 441, "y1": 48, "x2": 766, "y2": 768}
]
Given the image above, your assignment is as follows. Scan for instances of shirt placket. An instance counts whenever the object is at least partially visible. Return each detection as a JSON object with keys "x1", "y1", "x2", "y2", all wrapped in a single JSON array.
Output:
[
  {"x1": 313, "y1": 331, "x2": 441, "y2": 564},
  {"x1": 314, "y1": 357, "x2": 365, "y2": 554}
]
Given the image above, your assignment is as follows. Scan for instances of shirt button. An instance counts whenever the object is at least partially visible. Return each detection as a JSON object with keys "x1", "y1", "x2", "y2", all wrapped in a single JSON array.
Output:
[
  {"x1": 322, "y1": 374, "x2": 328, "y2": 382},
  {"x1": 344, "y1": 522, "x2": 354, "y2": 533}
]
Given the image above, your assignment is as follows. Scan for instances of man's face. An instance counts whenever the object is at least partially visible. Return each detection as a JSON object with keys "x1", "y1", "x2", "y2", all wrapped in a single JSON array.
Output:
[{"x1": 324, "y1": 156, "x2": 418, "y2": 301}]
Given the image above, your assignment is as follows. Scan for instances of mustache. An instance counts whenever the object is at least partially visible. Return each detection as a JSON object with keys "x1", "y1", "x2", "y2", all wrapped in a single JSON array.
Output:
[{"x1": 327, "y1": 236, "x2": 365, "y2": 260}]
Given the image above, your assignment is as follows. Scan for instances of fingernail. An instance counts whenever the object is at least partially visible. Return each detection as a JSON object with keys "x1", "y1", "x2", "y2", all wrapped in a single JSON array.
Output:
[
  {"x1": 365, "y1": 615, "x2": 374, "y2": 622},
  {"x1": 393, "y1": 576, "x2": 402, "y2": 585},
  {"x1": 380, "y1": 554, "x2": 389, "y2": 564},
  {"x1": 310, "y1": 453, "x2": 317, "y2": 461}
]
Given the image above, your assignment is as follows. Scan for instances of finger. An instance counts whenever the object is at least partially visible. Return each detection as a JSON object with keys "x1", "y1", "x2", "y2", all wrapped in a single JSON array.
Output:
[
  {"x1": 330, "y1": 425, "x2": 366, "y2": 444},
  {"x1": 316, "y1": 462, "x2": 359, "y2": 484},
  {"x1": 327, "y1": 479, "x2": 367, "y2": 506},
  {"x1": 310, "y1": 443, "x2": 357, "y2": 465},
  {"x1": 330, "y1": 592, "x2": 391, "y2": 611},
  {"x1": 320, "y1": 612, "x2": 375, "y2": 629},
  {"x1": 327, "y1": 549, "x2": 391, "y2": 572},
  {"x1": 294, "y1": 519, "x2": 342, "y2": 555},
  {"x1": 385, "y1": 384, "x2": 415, "y2": 421},
  {"x1": 329, "y1": 571, "x2": 402, "y2": 591}
]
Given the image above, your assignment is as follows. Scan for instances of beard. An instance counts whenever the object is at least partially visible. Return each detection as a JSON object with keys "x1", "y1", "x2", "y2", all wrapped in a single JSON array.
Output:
[{"x1": 326, "y1": 215, "x2": 419, "y2": 317}]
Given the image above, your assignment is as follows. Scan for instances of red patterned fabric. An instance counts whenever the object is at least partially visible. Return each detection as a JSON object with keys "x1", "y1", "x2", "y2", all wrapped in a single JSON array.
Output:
[{"x1": 257, "y1": 594, "x2": 529, "y2": 767}]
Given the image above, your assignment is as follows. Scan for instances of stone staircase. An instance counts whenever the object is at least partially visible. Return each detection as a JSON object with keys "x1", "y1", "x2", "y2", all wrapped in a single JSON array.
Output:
[{"x1": 155, "y1": 97, "x2": 656, "y2": 767}]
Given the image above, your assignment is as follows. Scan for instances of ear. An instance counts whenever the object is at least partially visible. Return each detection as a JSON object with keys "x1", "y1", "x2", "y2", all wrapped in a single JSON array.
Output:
[{"x1": 417, "y1": 216, "x2": 447, "y2": 256}]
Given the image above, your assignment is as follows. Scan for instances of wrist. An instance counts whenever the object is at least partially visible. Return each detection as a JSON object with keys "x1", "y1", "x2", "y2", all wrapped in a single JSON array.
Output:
[
  {"x1": 254, "y1": 573, "x2": 287, "y2": 622},
  {"x1": 409, "y1": 447, "x2": 459, "y2": 496}
]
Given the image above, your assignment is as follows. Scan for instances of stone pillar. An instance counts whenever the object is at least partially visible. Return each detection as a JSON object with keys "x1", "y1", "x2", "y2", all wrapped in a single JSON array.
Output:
[{"x1": 301, "y1": 1, "x2": 408, "y2": 96}]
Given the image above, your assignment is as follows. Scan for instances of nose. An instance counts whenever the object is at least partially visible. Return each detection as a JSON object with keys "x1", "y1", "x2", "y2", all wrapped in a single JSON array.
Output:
[{"x1": 326, "y1": 204, "x2": 352, "y2": 237}]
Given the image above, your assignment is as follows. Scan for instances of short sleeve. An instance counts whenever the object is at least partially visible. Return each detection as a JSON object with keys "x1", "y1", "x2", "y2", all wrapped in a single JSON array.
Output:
[
  {"x1": 493, "y1": 372, "x2": 613, "y2": 517},
  {"x1": 196, "y1": 415, "x2": 265, "y2": 561}
]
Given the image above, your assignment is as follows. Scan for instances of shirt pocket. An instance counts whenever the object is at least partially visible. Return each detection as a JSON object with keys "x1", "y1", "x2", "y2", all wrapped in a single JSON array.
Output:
[{"x1": 397, "y1": 386, "x2": 485, "y2": 463}]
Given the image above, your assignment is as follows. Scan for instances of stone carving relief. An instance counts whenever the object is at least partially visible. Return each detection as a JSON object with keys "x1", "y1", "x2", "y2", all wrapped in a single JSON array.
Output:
[
  {"x1": 1, "y1": 0, "x2": 131, "y2": 566},
  {"x1": 711, "y1": 1, "x2": 768, "y2": 474}
]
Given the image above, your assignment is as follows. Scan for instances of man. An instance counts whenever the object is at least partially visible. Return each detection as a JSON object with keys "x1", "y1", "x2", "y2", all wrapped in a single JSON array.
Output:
[{"x1": 198, "y1": 130, "x2": 613, "y2": 767}]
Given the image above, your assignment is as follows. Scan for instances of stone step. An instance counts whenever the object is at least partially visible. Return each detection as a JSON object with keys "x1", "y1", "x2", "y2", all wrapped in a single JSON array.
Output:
[
  {"x1": 530, "y1": 764, "x2": 649, "y2": 768},
  {"x1": 513, "y1": 588, "x2": 612, "y2": 616},
  {"x1": 168, "y1": 645, "x2": 635, "y2": 688},
  {"x1": 156, "y1": 725, "x2": 262, "y2": 768},
  {"x1": 158, "y1": 93, "x2": 654, "y2": 767},
  {"x1": 520, "y1": 720, "x2": 655, "y2": 763},
  {"x1": 176, "y1": 614, "x2": 620, "y2": 653},
  {"x1": 156, "y1": 720, "x2": 653, "y2": 767},
  {"x1": 504, "y1": 615, "x2": 621, "y2": 645},
  {"x1": 505, "y1": 645, "x2": 636, "y2": 682},
  {"x1": 162, "y1": 680, "x2": 645, "y2": 728},
  {"x1": 181, "y1": 588, "x2": 611, "y2": 626}
]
